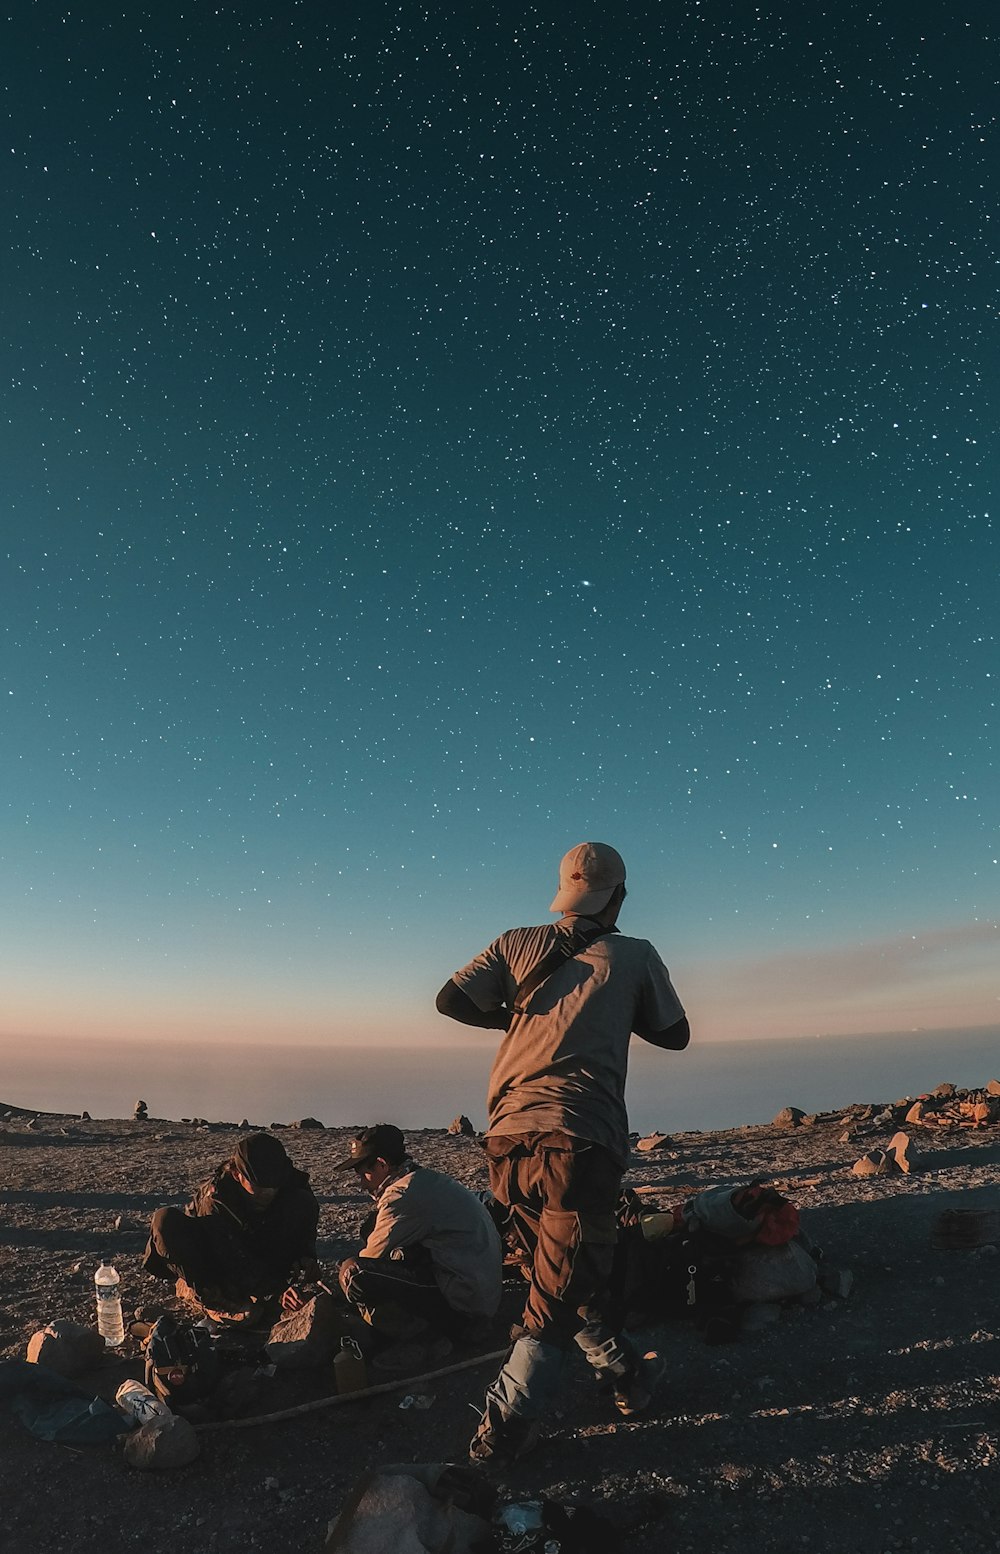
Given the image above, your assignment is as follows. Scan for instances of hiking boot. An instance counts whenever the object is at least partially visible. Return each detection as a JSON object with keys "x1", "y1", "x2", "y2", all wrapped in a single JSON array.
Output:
[
  {"x1": 468, "y1": 1411, "x2": 540, "y2": 1471},
  {"x1": 612, "y1": 1350, "x2": 666, "y2": 1418}
]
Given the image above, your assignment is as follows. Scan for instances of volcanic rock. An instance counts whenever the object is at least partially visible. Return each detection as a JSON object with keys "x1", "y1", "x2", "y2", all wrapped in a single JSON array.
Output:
[
  {"x1": 26, "y1": 1320, "x2": 106, "y2": 1377},
  {"x1": 266, "y1": 1293, "x2": 341, "y2": 1369},
  {"x1": 772, "y1": 1107, "x2": 806, "y2": 1130},
  {"x1": 123, "y1": 1413, "x2": 200, "y2": 1470},
  {"x1": 636, "y1": 1132, "x2": 673, "y2": 1152}
]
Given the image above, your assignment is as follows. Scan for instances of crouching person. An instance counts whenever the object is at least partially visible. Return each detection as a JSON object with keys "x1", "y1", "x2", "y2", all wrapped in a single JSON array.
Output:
[
  {"x1": 335, "y1": 1124, "x2": 501, "y2": 1351},
  {"x1": 143, "y1": 1132, "x2": 320, "y2": 1322}
]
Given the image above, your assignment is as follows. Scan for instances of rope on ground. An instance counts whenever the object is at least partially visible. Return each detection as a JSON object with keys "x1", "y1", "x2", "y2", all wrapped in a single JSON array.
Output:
[{"x1": 194, "y1": 1346, "x2": 508, "y2": 1432}]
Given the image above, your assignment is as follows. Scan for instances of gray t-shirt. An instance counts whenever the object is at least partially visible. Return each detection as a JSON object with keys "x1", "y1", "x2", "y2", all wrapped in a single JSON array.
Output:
[{"x1": 451, "y1": 918, "x2": 685, "y2": 1165}]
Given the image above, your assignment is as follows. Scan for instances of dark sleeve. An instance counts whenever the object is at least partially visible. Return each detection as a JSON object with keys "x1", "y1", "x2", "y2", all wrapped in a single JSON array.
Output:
[
  {"x1": 634, "y1": 1014, "x2": 691, "y2": 1051},
  {"x1": 285, "y1": 1184, "x2": 320, "y2": 1258},
  {"x1": 436, "y1": 977, "x2": 511, "y2": 1031},
  {"x1": 252, "y1": 1187, "x2": 321, "y2": 1290}
]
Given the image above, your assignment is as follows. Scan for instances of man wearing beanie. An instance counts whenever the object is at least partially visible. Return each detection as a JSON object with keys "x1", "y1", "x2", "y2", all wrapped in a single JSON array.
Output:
[
  {"x1": 142, "y1": 1132, "x2": 320, "y2": 1321},
  {"x1": 436, "y1": 841, "x2": 689, "y2": 1467}
]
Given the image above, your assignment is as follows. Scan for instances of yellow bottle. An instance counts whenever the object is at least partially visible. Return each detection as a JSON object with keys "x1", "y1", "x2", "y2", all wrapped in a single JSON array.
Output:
[{"x1": 334, "y1": 1336, "x2": 367, "y2": 1394}]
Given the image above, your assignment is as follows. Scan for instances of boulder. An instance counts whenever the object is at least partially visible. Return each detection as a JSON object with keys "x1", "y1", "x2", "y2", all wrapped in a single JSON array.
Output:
[
  {"x1": 931, "y1": 1208, "x2": 1000, "y2": 1250},
  {"x1": 887, "y1": 1131, "x2": 918, "y2": 1173},
  {"x1": 931, "y1": 1082, "x2": 957, "y2": 1100},
  {"x1": 123, "y1": 1413, "x2": 200, "y2": 1471},
  {"x1": 905, "y1": 1101, "x2": 928, "y2": 1125},
  {"x1": 986, "y1": 1079, "x2": 1000, "y2": 1097},
  {"x1": 325, "y1": 1464, "x2": 491, "y2": 1553},
  {"x1": 26, "y1": 1320, "x2": 106, "y2": 1377},
  {"x1": 447, "y1": 1115, "x2": 475, "y2": 1136},
  {"x1": 266, "y1": 1293, "x2": 341, "y2": 1370},
  {"x1": 635, "y1": 1132, "x2": 672, "y2": 1153},
  {"x1": 852, "y1": 1151, "x2": 891, "y2": 1177},
  {"x1": 772, "y1": 1107, "x2": 806, "y2": 1130},
  {"x1": 731, "y1": 1240, "x2": 818, "y2": 1304},
  {"x1": 293, "y1": 1117, "x2": 325, "y2": 1129}
]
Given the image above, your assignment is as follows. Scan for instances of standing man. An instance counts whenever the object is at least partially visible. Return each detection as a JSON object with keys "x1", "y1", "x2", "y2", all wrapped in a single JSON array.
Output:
[{"x1": 436, "y1": 841, "x2": 689, "y2": 1467}]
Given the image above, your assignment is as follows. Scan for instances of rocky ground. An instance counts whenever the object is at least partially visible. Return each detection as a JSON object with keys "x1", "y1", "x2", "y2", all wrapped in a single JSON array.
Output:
[{"x1": 3, "y1": 1091, "x2": 1000, "y2": 1554}]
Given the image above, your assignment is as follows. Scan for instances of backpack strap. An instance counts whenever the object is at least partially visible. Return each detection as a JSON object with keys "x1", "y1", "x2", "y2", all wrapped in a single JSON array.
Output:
[{"x1": 510, "y1": 922, "x2": 617, "y2": 1018}]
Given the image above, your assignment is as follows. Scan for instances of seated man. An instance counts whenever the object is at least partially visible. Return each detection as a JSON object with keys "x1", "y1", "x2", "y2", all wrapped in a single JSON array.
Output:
[
  {"x1": 335, "y1": 1124, "x2": 502, "y2": 1342},
  {"x1": 143, "y1": 1132, "x2": 320, "y2": 1319}
]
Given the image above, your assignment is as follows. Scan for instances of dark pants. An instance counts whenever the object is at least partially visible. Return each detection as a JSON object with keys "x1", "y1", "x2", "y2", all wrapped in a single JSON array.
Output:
[
  {"x1": 143, "y1": 1207, "x2": 255, "y2": 1307},
  {"x1": 341, "y1": 1252, "x2": 455, "y2": 1334},
  {"x1": 485, "y1": 1131, "x2": 622, "y2": 1348}
]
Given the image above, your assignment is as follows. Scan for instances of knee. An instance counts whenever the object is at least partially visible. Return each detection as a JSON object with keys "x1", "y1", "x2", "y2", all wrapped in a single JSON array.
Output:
[{"x1": 148, "y1": 1205, "x2": 185, "y2": 1250}]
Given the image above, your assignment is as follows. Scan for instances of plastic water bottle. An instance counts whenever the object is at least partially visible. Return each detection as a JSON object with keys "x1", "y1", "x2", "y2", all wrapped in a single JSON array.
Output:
[
  {"x1": 115, "y1": 1379, "x2": 171, "y2": 1424},
  {"x1": 95, "y1": 1258, "x2": 125, "y2": 1347}
]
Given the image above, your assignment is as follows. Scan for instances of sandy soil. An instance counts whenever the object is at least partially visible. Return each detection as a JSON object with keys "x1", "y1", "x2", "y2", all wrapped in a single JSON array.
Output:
[{"x1": 3, "y1": 1095, "x2": 1000, "y2": 1554}]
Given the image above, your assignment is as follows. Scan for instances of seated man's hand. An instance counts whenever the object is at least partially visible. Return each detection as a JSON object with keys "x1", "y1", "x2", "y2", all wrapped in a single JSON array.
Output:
[
  {"x1": 280, "y1": 1257, "x2": 323, "y2": 1311},
  {"x1": 338, "y1": 1256, "x2": 359, "y2": 1297}
]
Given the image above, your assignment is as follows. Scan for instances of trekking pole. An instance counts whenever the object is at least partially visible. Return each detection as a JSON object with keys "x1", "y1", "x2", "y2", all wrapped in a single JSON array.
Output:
[{"x1": 194, "y1": 1347, "x2": 509, "y2": 1433}]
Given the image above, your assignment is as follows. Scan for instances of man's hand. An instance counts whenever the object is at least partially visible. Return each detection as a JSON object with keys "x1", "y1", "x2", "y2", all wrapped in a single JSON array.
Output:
[{"x1": 280, "y1": 1257, "x2": 322, "y2": 1311}]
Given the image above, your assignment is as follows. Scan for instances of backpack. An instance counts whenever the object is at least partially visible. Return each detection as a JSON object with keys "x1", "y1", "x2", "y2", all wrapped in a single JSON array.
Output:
[
  {"x1": 144, "y1": 1314, "x2": 220, "y2": 1406},
  {"x1": 609, "y1": 1191, "x2": 741, "y2": 1342}
]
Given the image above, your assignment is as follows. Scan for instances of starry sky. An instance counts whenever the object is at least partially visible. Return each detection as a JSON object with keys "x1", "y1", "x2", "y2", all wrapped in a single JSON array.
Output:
[{"x1": 2, "y1": 1, "x2": 997, "y2": 1057}]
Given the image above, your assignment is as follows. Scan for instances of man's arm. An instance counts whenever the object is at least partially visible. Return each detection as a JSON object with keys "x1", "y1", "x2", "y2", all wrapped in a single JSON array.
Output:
[
  {"x1": 634, "y1": 1014, "x2": 691, "y2": 1051},
  {"x1": 435, "y1": 978, "x2": 511, "y2": 1031}
]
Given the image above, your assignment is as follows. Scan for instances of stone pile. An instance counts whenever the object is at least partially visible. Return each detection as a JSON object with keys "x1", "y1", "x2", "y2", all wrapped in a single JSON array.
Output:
[{"x1": 902, "y1": 1086, "x2": 1000, "y2": 1129}]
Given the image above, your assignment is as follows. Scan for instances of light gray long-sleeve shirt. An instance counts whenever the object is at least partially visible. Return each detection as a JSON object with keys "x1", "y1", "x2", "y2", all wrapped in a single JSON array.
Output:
[{"x1": 361, "y1": 1160, "x2": 502, "y2": 1316}]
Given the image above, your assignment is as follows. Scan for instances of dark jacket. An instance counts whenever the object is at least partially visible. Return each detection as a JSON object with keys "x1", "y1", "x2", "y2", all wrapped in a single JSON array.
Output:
[{"x1": 185, "y1": 1162, "x2": 319, "y2": 1297}]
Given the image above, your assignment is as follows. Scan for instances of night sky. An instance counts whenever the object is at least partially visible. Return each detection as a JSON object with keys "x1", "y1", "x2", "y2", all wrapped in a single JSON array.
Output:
[{"x1": 2, "y1": 1, "x2": 996, "y2": 1054}]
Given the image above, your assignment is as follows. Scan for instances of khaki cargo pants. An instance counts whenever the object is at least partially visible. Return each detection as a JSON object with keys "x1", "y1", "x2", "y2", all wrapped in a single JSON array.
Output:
[{"x1": 485, "y1": 1130, "x2": 622, "y2": 1347}]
